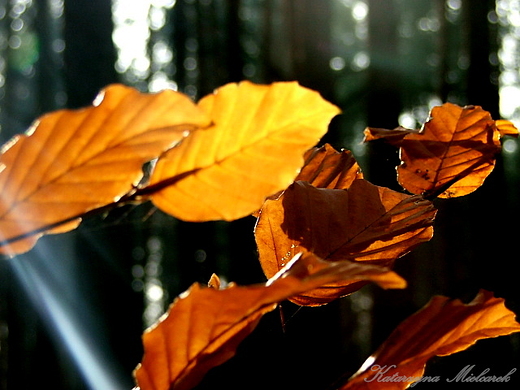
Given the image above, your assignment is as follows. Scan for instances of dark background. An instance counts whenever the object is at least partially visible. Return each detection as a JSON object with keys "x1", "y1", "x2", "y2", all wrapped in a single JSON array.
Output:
[{"x1": 0, "y1": 0, "x2": 519, "y2": 389}]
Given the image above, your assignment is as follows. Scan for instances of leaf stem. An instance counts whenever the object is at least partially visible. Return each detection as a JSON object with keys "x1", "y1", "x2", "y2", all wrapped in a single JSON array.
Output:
[{"x1": 0, "y1": 168, "x2": 201, "y2": 250}]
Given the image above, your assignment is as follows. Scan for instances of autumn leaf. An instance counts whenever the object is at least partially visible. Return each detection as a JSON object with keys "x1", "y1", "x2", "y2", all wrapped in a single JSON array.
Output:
[
  {"x1": 0, "y1": 84, "x2": 210, "y2": 256},
  {"x1": 255, "y1": 178, "x2": 436, "y2": 305},
  {"x1": 147, "y1": 81, "x2": 340, "y2": 222},
  {"x1": 297, "y1": 143, "x2": 364, "y2": 188},
  {"x1": 133, "y1": 253, "x2": 406, "y2": 390},
  {"x1": 362, "y1": 126, "x2": 420, "y2": 145},
  {"x1": 341, "y1": 289, "x2": 520, "y2": 389},
  {"x1": 251, "y1": 143, "x2": 363, "y2": 218},
  {"x1": 364, "y1": 103, "x2": 519, "y2": 198},
  {"x1": 496, "y1": 119, "x2": 520, "y2": 137}
]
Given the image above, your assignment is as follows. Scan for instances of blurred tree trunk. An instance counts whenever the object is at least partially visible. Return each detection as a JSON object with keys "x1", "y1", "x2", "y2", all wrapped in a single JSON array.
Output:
[
  {"x1": 365, "y1": 0, "x2": 402, "y2": 189},
  {"x1": 63, "y1": 0, "x2": 119, "y2": 108},
  {"x1": 464, "y1": 0, "x2": 499, "y2": 116},
  {"x1": 1, "y1": 1, "x2": 518, "y2": 389}
]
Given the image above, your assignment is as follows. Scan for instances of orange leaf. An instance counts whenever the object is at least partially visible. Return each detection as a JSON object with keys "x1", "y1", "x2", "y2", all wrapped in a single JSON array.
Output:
[
  {"x1": 255, "y1": 179, "x2": 436, "y2": 305},
  {"x1": 365, "y1": 103, "x2": 516, "y2": 198},
  {"x1": 342, "y1": 290, "x2": 520, "y2": 389},
  {"x1": 251, "y1": 143, "x2": 361, "y2": 218},
  {"x1": 495, "y1": 119, "x2": 519, "y2": 137},
  {"x1": 148, "y1": 81, "x2": 340, "y2": 222},
  {"x1": 0, "y1": 84, "x2": 210, "y2": 256},
  {"x1": 276, "y1": 252, "x2": 407, "y2": 306},
  {"x1": 298, "y1": 143, "x2": 364, "y2": 188},
  {"x1": 133, "y1": 253, "x2": 406, "y2": 390},
  {"x1": 363, "y1": 126, "x2": 420, "y2": 145}
]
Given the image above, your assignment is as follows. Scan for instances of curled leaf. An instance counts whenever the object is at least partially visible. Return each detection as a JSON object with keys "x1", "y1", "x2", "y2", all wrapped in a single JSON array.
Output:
[
  {"x1": 251, "y1": 143, "x2": 362, "y2": 217},
  {"x1": 255, "y1": 179, "x2": 435, "y2": 305},
  {"x1": 298, "y1": 143, "x2": 364, "y2": 188},
  {"x1": 342, "y1": 290, "x2": 520, "y2": 389},
  {"x1": 133, "y1": 253, "x2": 405, "y2": 390},
  {"x1": 495, "y1": 119, "x2": 519, "y2": 137},
  {"x1": 274, "y1": 252, "x2": 407, "y2": 306},
  {"x1": 0, "y1": 84, "x2": 209, "y2": 256},
  {"x1": 365, "y1": 103, "x2": 519, "y2": 198},
  {"x1": 363, "y1": 126, "x2": 420, "y2": 145},
  {"x1": 148, "y1": 81, "x2": 340, "y2": 222}
]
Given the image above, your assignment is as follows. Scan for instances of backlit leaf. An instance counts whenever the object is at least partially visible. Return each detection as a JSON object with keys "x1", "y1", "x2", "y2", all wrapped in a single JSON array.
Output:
[
  {"x1": 0, "y1": 84, "x2": 210, "y2": 256},
  {"x1": 251, "y1": 143, "x2": 362, "y2": 217},
  {"x1": 365, "y1": 103, "x2": 519, "y2": 198},
  {"x1": 148, "y1": 81, "x2": 340, "y2": 222},
  {"x1": 342, "y1": 290, "x2": 520, "y2": 389},
  {"x1": 495, "y1": 119, "x2": 519, "y2": 137},
  {"x1": 255, "y1": 179, "x2": 436, "y2": 305},
  {"x1": 363, "y1": 126, "x2": 420, "y2": 145},
  {"x1": 297, "y1": 143, "x2": 364, "y2": 188},
  {"x1": 133, "y1": 253, "x2": 405, "y2": 390}
]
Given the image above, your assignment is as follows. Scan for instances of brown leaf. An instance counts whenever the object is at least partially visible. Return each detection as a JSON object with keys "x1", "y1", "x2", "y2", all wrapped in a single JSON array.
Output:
[
  {"x1": 298, "y1": 143, "x2": 364, "y2": 188},
  {"x1": 251, "y1": 143, "x2": 362, "y2": 218},
  {"x1": 276, "y1": 252, "x2": 407, "y2": 306},
  {"x1": 133, "y1": 253, "x2": 405, "y2": 390},
  {"x1": 342, "y1": 289, "x2": 520, "y2": 389},
  {"x1": 363, "y1": 126, "x2": 420, "y2": 145},
  {"x1": 255, "y1": 179, "x2": 436, "y2": 305},
  {"x1": 366, "y1": 103, "x2": 518, "y2": 199},
  {"x1": 148, "y1": 81, "x2": 340, "y2": 222},
  {"x1": 0, "y1": 84, "x2": 210, "y2": 256}
]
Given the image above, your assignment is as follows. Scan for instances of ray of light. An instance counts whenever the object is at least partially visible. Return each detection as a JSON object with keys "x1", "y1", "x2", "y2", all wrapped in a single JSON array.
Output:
[{"x1": 10, "y1": 244, "x2": 130, "y2": 390}]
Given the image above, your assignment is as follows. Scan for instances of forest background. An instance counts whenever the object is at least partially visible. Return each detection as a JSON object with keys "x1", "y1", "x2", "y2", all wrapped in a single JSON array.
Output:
[{"x1": 0, "y1": 0, "x2": 519, "y2": 389}]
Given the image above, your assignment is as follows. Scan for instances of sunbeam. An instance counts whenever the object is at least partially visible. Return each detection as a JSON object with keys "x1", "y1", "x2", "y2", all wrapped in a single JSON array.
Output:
[{"x1": 9, "y1": 243, "x2": 130, "y2": 390}]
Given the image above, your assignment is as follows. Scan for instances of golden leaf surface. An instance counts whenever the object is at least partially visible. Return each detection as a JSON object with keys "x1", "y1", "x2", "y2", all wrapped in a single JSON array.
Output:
[
  {"x1": 342, "y1": 290, "x2": 520, "y2": 389},
  {"x1": 0, "y1": 84, "x2": 210, "y2": 256},
  {"x1": 148, "y1": 81, "x2": 340, "y2": 222},
  {"x1": 255, "y1": 178, "x2": 436, "y2": 305},
  {"x1": 365, "y1": 103, "x2": 519, "y2": 198},
  {"x1": 496, "y1": 119, "x2": 519, "y2": 137},
  {"x1": 134, "y1": 253, "x2": 405, "y2": 390}
]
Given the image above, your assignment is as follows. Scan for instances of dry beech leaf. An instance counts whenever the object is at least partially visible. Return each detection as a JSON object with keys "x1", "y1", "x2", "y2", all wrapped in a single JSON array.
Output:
[
  {"x1": 342, "y1": 289, "x2": 520, "y2": 389},
  {"x1": 255, "y1": 144, "x2": 434, "y2": 305},
  {"x1": 251, "y1": 143, "x2": 363, "y2": 217},
  {"x1": 363, "y1": 126, "x2": 420, "y2": 145},
  {"x1": 255, "y1": 179, "x2": 436, "y2": 305},
  {"x1": 0, "y1": 84, "x2": 210, "y2": 256},
  {"x1": 148, "y1": 81, "x2": 340, "y2": 222},
  {"x1": 365, "y1": 103, "x2": 519, "y2": 198},
  {"x1": 251, "y1": 143, "x2": 362, "y2": 218},
  {"x1": 277, "y1": 252, "x2": 407, "y2": 307},
  {"x1": 133, "y1": 253, "x2": 405, "y2": 390},
  {"x1": 495, "y1": 119, "x2": 519, "y2": 137},
  {"x1": 298, "y1": 143, "x2": 364, "y2": 188}
]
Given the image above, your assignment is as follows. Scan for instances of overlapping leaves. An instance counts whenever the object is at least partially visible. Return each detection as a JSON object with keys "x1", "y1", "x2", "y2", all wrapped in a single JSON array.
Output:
[
  {"x1": 0, "y1": 84, "x2": 210, "y2": 255},
  {"x1": 255, "y1": 144, "x2": 437, "y2": 305},
  {"x1": 133, "y1": 253, "x2": 406, "y2": 390},
  {"x1": 134, "y1": 262, "x2": 520, "y2": 390},
  {"x1": 148, "y1": 81, "x2": 340, "y2": 221},
  {"x1": 0, "y1": 81, "x2": 339, "y2": 255},
  {"x1": 1, "y1": 81, "x2": 518, "y2": 390}
]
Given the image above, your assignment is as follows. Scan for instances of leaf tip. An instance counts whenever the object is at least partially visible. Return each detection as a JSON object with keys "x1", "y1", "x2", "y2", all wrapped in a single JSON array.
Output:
[{"x1": 208, "y1": 273, "x2": 221, "y2": 289}]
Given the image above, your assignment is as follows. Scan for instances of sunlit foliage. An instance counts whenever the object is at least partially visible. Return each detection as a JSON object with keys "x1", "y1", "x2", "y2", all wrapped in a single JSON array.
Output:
[{"x1": 0, "y1": 81, "x2": 518, "y2": 389}]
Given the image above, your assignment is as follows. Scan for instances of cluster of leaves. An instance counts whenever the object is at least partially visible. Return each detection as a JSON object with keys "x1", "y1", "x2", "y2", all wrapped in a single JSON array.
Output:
[{"x1": 1, "y1": 81, "x2": 519, "y2": 389}]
